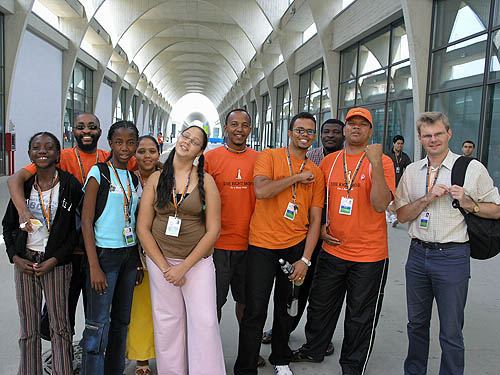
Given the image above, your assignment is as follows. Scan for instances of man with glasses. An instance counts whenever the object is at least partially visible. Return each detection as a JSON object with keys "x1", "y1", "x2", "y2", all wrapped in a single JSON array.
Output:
[
  {"x1": 234, "y1": 112, "x2": 325, "y2": 375},
  {"x1": 292, "y1": 107, "x2": 395, "y2": 375},
  {"x1": 395, "y1": 112, "x2": 500, "y2": 375},
  {"x1": 7, "y1": 113, "x2": 136, "y2": 348}
]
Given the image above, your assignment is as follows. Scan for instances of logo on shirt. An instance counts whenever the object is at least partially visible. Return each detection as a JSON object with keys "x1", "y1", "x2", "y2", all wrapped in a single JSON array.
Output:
[{"x1": 236, "y1": 169, "x2": 242, "y2": 180}]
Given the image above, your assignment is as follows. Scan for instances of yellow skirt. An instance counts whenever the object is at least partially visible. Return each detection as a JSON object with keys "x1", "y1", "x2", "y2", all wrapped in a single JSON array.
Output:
[{"x1": 126, "y1": 271, "x2": 156, "y2": 360}]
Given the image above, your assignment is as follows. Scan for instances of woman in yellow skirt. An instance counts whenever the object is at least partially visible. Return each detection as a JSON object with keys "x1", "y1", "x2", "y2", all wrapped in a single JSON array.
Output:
[{"x1": 127, "y1": 135, "x2": 161, "y2": 375}]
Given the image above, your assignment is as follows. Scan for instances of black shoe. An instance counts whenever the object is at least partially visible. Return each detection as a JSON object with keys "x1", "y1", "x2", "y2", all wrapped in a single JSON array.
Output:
[
  {"x1": 257, "y1": 355, "x2": 266, "y2": 368},
  {"x1": 291, "y1": 349, "x2": 322, "y2": 363},
  {"x1": 325, "y1": 342, "x2": 334, "y2": 356}
]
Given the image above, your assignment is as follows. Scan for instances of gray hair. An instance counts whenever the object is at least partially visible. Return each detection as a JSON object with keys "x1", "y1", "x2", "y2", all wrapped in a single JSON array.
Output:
[{"x1": 416, "y1": 112, "x2": 450, "y2": 135}]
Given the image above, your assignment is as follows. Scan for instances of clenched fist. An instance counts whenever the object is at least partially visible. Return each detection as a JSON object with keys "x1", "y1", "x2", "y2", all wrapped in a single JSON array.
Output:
[{"x1": 365, "y1": 144, "x2": 383, "y2": 165}]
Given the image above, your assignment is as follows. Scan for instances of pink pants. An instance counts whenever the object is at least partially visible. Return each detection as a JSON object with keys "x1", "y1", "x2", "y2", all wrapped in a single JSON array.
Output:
[{"x1": 147, "y1": 255, "x2": 226, "y2": 375}]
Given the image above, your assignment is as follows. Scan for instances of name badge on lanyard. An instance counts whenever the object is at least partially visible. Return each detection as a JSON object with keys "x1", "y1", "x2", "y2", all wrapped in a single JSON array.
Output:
[
  {"x1": 339, "y1": 197, "x2": 353, "y2": 215},
  {"x1": 166, "y1": 216, "x2": 182, "y2": 237},
  {"x1": 284, "y1": 202, "x2": 298, "y2": 221},
  {"x1": 123, "y1": 226, "x2": 136, "y2": 245},
  {"x1": 108, "y1": 161, "x2": 134, "y2": 246},
  {"x1": 419, "y1": 211, "x2": 430, "y2": 229}
]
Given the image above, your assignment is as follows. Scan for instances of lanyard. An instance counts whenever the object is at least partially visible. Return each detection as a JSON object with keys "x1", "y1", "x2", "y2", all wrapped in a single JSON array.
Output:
[
  {"x1": 138, "y1": 172, "x2": 145, "y2": 188},
  {"x1": 224, "y1": 143, "x2": 247, "y2": 154},
  {"x1": 425, "y1": 163, "x2": 441, "y2": 194},
  {"x1": 286, "y1": 148, "x2": 307, "y2": 204},
  {"x1": 343, "y1": 150, "x2": 366, "y2": 197},
  {"x1": 108, "y1": 161, "x2": 132, "y2": 224},
  {"x1": 394, "y1": 152, "x2": 401, "y2": 168},
  {"x1": 172, "y1": 169, "x2": 193, "y2": 216},
  {"x1": 35, "y1": 169, "x2": 58, "y2": 232},
  {"x1": 75, "y1": 147, "x2": 98, "y2": 183}
]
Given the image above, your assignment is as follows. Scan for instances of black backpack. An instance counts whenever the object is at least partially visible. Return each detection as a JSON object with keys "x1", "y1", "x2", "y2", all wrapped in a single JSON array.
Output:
[
  {"x1": 451, "y1": 156, "x2": 500, "y2": 260},
  {"x1": 75, "y1": 162, "x2": 139, "y2": 250}
]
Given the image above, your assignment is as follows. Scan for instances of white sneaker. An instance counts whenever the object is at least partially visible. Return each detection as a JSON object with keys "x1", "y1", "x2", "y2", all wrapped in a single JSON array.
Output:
[{"x1": 274, "y1": 365, "x2": 294, "y2": 375}]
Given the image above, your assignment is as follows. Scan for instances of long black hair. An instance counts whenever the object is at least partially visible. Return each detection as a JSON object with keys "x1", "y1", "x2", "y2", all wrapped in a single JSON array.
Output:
[
  {"x1": 28, "y1": 131, "x2": 61, "y2": 164},
  {"x1": 105, "y1": 120, "x2": 139, "y2": 162},
  {"x1": 156, "y1": 126, "x2": 209, "y2": 221}
]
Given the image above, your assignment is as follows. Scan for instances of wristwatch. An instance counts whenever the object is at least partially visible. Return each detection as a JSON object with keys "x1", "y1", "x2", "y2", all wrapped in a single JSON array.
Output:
[
  {"x1": 472, "y1": 203, "x2": 480, "y2": 213},
  {"x1": 301, "y1": 256, "x2": 311, "y2": 267}
]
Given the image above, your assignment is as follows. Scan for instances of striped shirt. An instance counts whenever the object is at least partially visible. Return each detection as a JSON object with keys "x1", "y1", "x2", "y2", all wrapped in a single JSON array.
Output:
[{"x1": 394, "y1": 150, "x2": 500, "y2": 243}]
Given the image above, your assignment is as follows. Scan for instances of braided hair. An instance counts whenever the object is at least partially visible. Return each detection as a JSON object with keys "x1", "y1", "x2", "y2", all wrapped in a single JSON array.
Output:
[
  {"x1": 156, "y1": 126, "x2": 208, "y2": 221},
  {"x1": 105, "y1": 120, "x2": 139, "y2": 162}
]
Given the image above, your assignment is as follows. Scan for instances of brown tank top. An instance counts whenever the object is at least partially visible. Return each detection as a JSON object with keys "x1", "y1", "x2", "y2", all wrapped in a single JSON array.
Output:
[{"x1": 152, "y1": 185, "x2": 206, "y2": 259}]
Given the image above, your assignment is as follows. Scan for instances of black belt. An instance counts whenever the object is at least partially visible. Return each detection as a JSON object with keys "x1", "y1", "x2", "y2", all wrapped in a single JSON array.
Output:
[{"x1": 412, "y1": 238, "x2": 467, "y2": 250}]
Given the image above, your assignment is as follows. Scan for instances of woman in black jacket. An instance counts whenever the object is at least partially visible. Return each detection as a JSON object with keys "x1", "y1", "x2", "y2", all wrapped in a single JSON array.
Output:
[{"x1": 2, "y1": 132, "x2": 82, "y2": 375}]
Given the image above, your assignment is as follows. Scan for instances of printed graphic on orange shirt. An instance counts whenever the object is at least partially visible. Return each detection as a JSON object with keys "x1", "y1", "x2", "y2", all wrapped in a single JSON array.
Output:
[{"x1": 236, "y1": 168, "x2": 242, "y2": 180}]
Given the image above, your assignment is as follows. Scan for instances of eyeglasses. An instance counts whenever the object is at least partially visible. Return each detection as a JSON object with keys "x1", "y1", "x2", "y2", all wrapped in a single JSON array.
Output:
[
  {"x1": 74, "y1": 124, "x2": 99, "y2": 131},
  {"x1": 180, "y1": 132, "x2": 202, "y2": 147},
  {"x1": 293, "y1": 127, "x2": 316, "y2": 135}
]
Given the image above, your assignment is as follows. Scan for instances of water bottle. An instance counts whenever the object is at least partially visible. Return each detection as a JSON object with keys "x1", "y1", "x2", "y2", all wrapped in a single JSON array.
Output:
[
  {"x1": 279, "y1": 258, "x2": 301, "y2": 317},
  {"x1": 279, "y1": 258, "x2": 303, "y2": 286}
]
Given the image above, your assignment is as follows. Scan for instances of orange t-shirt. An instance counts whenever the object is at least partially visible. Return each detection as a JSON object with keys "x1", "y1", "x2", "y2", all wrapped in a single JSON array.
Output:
[
  {"x1": 24, "y1": 147, "x2": 138, "y2": 185},
  {"x1": 249, "y1": 148, "x2": 325, "y2": 249},
  {"x1": 204, "y1": 146, "x2": 259, "y2": 250},
  {"x1": 320, "y1": 150, "x2": 396, "y2": 262}
]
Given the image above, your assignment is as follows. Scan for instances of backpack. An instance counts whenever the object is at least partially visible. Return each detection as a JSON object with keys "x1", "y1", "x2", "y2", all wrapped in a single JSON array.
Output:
[
  {"x1": 75, "y1": 162, "x2": 139, "y2": 250},
  {"x1": 451, "y1": 156, "x2": 500, "y2": 260}
]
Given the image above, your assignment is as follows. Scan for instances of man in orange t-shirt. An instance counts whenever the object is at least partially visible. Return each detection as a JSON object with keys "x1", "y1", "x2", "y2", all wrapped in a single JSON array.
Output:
[
  {"x1": 157, "y1": 132, "x2": 164, "y2": 153},
  {"x1": 234, "y1": 112, "x2": 324, "y2": 375},
  {"x1": 205, "y1": 108, "x2": 264, "y2": 367},
  {"x1": 292, "y1": 108, "x2": 395, "y2": 375},
  {"x1": 6, "y1": 113, "x2": 136, "y2": 343}
]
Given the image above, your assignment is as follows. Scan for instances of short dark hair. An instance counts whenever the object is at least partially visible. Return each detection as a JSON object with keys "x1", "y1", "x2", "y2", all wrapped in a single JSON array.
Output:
[
  {"x1": 74, "y1": 112, "x2": 100, "y2": 127},
  {"x1": 28, "y1": 132, "x2": 61, "y2": 152},
  {"x1": 225, "y1": 108, "x2": 251, "y2": 125},
  {"x1": 289, "y1": 112, "x2": 316, "y2": 130},
  {"x1": 321, "y1": 119, "x2": 344, "y2": 133},
  {"x1": 462, "y1": 140, "x2": 475, "y2": 147},
  {"x1": 393, "y1": 135, "x2": 405, "y2": 144},
  {"x1": 138, "y1": 135, "x2": 160, "y2": 152}
]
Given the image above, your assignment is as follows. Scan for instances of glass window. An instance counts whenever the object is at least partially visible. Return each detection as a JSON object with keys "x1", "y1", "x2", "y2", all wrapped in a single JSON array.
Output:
[
  {"x1": 341, "y1": 45, "x2": 357, "y2": 82},
  {"x1": 322, "y1": 88, "x2": 331, "y2": 111},
  {"x1": 489, "y1": 29, "x2": 500, "y2": 80},
  {"x1": 311, "y1": 65, "x2": 323, "y2": 93},
  {"x1": 358, "y1": 29, "x2": 390, "y2": 75},
  {"x1": 483, "y1": 83, "x2": 500, "y2": 186},
  {"x1": 339, "y1": 80, "x2": 357, "y2": 108},
  {"x1": 433, "y1": 0, "x2": 490, "y2": 49},
  {"x1": 389, "y1": 61, "x2": 413, "y2": 99},
  {"x1": 357, "y1": 70, "x2": 388, "y2": 105},
  {"x1": 299, "y1": 71, "x2": 310, "y2": 99},
  {"x1": 386, "y1": 99, "x2": 415, "y2": 156},
  {"x1": 429, "y1": 86, "x2": 482, "y2": 154},
  {"x1": 0, "y1": 14, "x2": 4, "y2": 175},
  {"x1": 430, "y1": 40, "x2": 487, "y2": 91},
  {"x1": 391, "y1": 24, "x2": 410, "y2": 64}
]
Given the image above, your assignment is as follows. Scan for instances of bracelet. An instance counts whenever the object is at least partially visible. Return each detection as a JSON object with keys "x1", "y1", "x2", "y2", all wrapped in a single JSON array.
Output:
[
  {"x1": 300, "y1": 256, "x2": 311, "y2": 267},
  {"x1": 137, "y1": 267, "x2": 144, "y2": 271}
]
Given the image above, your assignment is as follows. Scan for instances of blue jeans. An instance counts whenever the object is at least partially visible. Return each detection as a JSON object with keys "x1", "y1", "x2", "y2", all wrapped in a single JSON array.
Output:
[
  {"x1": 80, "y1": 246, "x2": 139, "y2": 375},
  {"x1": 404, "y1": 240, "x2": 470, "y2": 375}
]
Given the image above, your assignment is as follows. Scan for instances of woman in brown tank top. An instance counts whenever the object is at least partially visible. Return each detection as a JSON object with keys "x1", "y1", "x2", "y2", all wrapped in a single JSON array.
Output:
[{"x1": 136, "y1": 126, "x2": 226, "y2": 375}]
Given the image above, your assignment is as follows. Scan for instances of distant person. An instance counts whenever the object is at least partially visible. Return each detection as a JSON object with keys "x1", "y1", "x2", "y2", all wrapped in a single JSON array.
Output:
[
  {"x1": 462, "y1": 140, "x2": 475, "y2": 157},
  {"x1": 386, "y1": 135, "x2": 412, "y2": 227},
  {"x1": 395, "y1": 112, "x2": 500, "y2": 375},
  {"x1": 262, "y1": 118, "x2": 345, "y2": 356},
  {"x1": 3, "y1": 132, "x2": 82, "y2": 375},
  {"x1": 157, "y1": 132, "x2": 165, "y2": 154}
]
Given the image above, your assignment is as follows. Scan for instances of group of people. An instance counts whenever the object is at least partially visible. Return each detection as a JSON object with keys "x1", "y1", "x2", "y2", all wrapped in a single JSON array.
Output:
[{"x1": 3, "y1": 106, "x2": 499, "y2": 375}]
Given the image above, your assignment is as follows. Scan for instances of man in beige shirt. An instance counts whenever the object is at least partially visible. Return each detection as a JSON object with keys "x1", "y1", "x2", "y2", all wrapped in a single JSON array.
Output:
[{"x1": 394, "y1": 112, "x2": 500, "y2": 375}]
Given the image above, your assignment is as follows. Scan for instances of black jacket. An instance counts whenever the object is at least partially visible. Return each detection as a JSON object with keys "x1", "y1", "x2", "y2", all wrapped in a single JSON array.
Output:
[{"x1": 2, "y1": 168, "x2": 83, "y2": 266}]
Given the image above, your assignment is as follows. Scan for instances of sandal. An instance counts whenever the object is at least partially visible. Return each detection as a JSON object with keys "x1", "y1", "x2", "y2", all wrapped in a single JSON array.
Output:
[{"x1": 135, "y1": 365, "x2": 151, "y2": 375}]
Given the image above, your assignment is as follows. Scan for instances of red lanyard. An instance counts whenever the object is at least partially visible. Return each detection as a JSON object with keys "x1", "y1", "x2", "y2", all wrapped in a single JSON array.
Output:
[
  {"x1": 75, "y1": 147, "x2": 98, "y2": 184},
  {"x1": 108, "y1": 161, "x2": 132, "y2": 223},
  {"x1": 35, "y1": 170, "x2": 58, "y2": 232}
]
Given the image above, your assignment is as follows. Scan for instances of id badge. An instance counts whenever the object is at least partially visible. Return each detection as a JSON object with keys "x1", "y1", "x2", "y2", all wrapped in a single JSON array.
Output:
[
  {"x1": 166, "y1": 216, "x2": 182, "y2": 237},
  {"x1": 396, "y1": 166, "x2": 400, "y2": 174},
  {"x1": 339, "y1": 197, "x2": 353, "y2": 215},
  {"x1": 419, "y1": 211, "x2": 430, "y2": 229},
  {"x1": 123, "y1": 226, "x2": 136, "y2": 246},
  {"x1": 284, "y1": 202, "x2": 297, "y2": 221}
]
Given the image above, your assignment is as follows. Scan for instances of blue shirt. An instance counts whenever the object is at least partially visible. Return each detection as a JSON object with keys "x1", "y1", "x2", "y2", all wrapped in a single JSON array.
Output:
[{"x1": 84, "y1": 165, "x2": 139, "y2": 248}]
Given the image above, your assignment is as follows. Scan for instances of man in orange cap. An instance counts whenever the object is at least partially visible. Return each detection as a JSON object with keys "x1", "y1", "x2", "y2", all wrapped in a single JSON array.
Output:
[{"x1": 292, "y1": 107, "x2": 395, "y2": 375}]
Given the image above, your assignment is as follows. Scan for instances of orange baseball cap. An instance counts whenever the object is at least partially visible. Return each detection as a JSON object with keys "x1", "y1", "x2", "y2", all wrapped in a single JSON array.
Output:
[{"x1": 345, "y1": 107, "x2": 373, "y2": 127}]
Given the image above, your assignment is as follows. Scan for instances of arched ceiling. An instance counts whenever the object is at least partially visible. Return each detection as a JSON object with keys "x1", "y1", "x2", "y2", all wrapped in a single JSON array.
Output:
[{"x1": 90, "y1": 0, "x2": 285, "y2": 109}]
